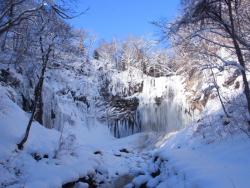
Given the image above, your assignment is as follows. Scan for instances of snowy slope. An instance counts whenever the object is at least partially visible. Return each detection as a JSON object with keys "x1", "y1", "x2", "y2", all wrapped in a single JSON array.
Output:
[
  {"x1": 155, "y1": 132, "x2": 250, "y2": 188},
  {"x1": 1, "y1": 54, "x2": 250, "y2": 188},
  {"x1": 0, "y1": 85, "x2": 154, "y2": 188}
]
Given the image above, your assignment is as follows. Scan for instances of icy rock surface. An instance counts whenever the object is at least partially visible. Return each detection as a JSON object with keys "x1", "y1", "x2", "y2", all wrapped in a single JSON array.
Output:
[{"x1": 106, "y1": 67, "x2": 193, "y2": 137}]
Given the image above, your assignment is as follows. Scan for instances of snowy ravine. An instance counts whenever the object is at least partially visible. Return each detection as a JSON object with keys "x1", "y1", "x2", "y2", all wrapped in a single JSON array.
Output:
[
  {"x1": 1, "y1": 58, "x2": 250, "y2": 188},
  {"x1": 99, "y1": 66, "x2": 194, "y2": 138}
]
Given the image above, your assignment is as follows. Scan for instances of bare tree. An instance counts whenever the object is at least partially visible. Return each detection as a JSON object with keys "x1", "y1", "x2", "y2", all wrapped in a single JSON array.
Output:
[
  {"x1": 156, "y1": 0, "x2": 250, "y2": 114},
  {"x1": 17, "y1": 36, "x2": 54, "y2": 150},
  {"x1": 0, "y1": 0, "x2": 82, "y2": 36},
  {"x1": 17, "y1": 7, "x2": 74, "y2": 150}
]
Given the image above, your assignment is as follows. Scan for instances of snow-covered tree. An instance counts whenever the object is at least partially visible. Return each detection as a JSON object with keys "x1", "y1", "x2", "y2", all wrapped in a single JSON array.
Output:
[
  {"x1": 156, "y1": 0, "x2": 250, "y2": 114},
  {"x1": 15, "y1": 3, "x2": 79, "y2": 150}
]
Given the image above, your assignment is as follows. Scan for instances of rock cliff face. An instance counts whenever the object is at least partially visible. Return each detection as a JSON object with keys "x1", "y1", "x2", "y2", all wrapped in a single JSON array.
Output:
[
  {"x1": 2, "y1": 56, "x2": 241, "y2": 138},
  {"x1": 99, "y1": 64, "x2": 244, "y2": 137},
  {"x1": 100, "y1": 67, "x2": 195, "y2": 137}
]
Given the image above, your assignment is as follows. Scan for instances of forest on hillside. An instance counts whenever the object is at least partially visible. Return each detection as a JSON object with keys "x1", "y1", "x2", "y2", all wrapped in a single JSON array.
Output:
[{"x1": 0, "y1": 1, "x2": 250, "y2": 188}]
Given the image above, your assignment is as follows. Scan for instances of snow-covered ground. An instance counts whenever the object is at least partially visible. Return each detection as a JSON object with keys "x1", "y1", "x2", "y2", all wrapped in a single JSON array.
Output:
[
  {"x1": 1, "y1": 56, "x2": 250, "y2": 188},
  {"x1": 0, "y1": 85, "x2": 152, "y2": 187},
  {"x1": 155, "y1": 131, "x2": 250, "y2": 188}
]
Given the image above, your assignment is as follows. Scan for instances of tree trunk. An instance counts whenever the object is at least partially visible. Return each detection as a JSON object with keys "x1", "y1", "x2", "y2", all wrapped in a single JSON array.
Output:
[
  {"x1": 211, "y1": 68, "x2": 229, "y2": 117},
  {"x1": 17, "y1": 37, "x2": 52, "y2": 150},
  {"x1": 228, "y1": 1, "x2": 250, "y2": 114},
  {"x1": 35, "y1": 92, "x2": 43, "y2": 125},
  {"x1": 17, "y1": 72, "x2": 45, "y2": 150},
  {"x1": 17, "y1": 101, "x2": 37, "y2": 150},
  {"x1": 0, "y1": 31, "x2": 8, "y2": 51}
]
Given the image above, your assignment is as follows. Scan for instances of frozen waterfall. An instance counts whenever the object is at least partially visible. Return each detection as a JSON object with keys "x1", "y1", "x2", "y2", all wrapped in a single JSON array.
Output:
[
  {"x1": 107, "y1": 71, "x2": 194, "y2": 137},
  {"x1": 137, "y1": 76, "x2": 192, "y2": 133}
]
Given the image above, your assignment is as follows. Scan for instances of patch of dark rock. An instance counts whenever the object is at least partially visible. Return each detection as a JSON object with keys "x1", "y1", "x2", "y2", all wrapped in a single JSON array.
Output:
[
  {"x1": 31, "y1": 153, "x2": 42, "y2": 161},
  {"x1": 223, "y1": 70, "x2": 241, "y2": 88},
  {"x1": 168, "y1": 88, "x2": 175, "y2": 99},
  {"x1": 79, "y1": 175, "x2": 97, "y2": 188},
  {"x1": 1, "y1": 180, "x2": 19, "y2": 188},
  {"x1": 70, "y1": 91, "x2": 76, "y2": 98},
  {"x1": 147, "y1": 66, "x2": 167, "y2": 77},
  {"x1": 115, "y1": 154, "x2": 122, "y2": 157},
  {"x1": 154, "y1": 96, "x2": 163, "y2": 106},
  {"x1": 29, "y1": 79, "x2": 33, "y2": 87},
  {"x1": 138, "y1": 81, "x2": 144, "y2": 93},
  {"x1": 63, "y1": 175, "x2": 98, "y2": 188},
  {"x1": 95, "y1": 169, "x2": 103, "y2": 175},
  {"x1": 94, "y1": 151, "x2": 102, "y2": 155},
  {"x1": 21, "y1": 94, "x2": 32, "y2": 112},
  {"x1": 153, "y1": 156, "x2": 159, "y2": 162},
  {"x1": 52, "y1": 62, "x2": 61, "y2": 68},
  {"x1": 119, "y1": 148, "x2": 129, "y2": 153},
  {"x1": 151, "y1": 168, "x2": 161, "y2": 178},
  {"x1": 14, "y1": 167, "x2": 21, "y2": 176},
  {"x1": 136, "y1": 172, "x2": 146, "y2": 176},
  {"x1": 110, "y1": 96, "x2": 139, "y2": 111},
  {"x1": 74, "y1": 95, "x2": 90, "y2": 108},
  {"x1": 0, "y1": 69, "x2": 20, "y2": 87},
  {"x1": 235, "y1": 81, "x2": 240, "y2": 89},
  {"x1": 51, "y1": 109, "x2": 56, "y2": 119},
  {"x1": 128, "y1": 82, "x2": 144, "y2": 95},
  {"x1": 62, "y1": 181, "x2": 76, "y2": 188},
  {"x1": 59, "y1": 89, "x2": 69, "y2": 95},
  {"x1": 104, "y1": 95, "x2": 141, "y2": 138},
  {"x1": 43, "y1": 154, "x2": 49, "y2": 159},
  {"x1": 139, "y1": 182, "x2": 148, "y2": 188},
  {"x1": 31, "y1": 153, "x2": 49, "y2": 161},
  {"x1": 223, "y1": 119, "x2": 230, "y2": 126},
  {"x1": 0, "y1": 69, "x2": 10, "y2": 84},
  {"x1": 99, "y1": 85, "x2": 110, "y2": 99}
]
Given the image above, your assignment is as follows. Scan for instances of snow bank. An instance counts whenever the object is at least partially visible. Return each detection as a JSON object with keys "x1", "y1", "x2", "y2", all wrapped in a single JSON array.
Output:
[{"x1": 154, "y1": 130, "x2": 250, "y2": 188}]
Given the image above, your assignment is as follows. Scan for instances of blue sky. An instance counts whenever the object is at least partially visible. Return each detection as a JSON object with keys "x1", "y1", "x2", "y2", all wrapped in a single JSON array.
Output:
[{"x1": 69, "y1": 0, "x2": 180, "y2": 41}]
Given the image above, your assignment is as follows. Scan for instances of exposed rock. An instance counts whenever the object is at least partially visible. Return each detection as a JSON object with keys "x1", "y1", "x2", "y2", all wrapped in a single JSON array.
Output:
[
  {"x1": 223, "y1": 69, "x2": 241, "y2": 87},
  {"x1": 147, "y1": 66, "x2": 173, "y2": 77},
  {"x1": 151, "y1": 168, "x2": 160, "y2": 178},
  {"x1": 119, "y1": 148, "x2": 130, "y2": 153},
  {"x1": 234, "y1": 81, "x2": 240, "y2": 89},
  {"x1": 93, "y1": 151, "x2": 102, "y2": 155},
  {"x1": 110, "y1": 96, "x2": 139, "y2": 111},
  {"x1": 112, "y1": 175, "x2": 134, "y2": 188},
  {"x1": 127, "y1": 81, "x2": 143, "y2": 95},
  {"x1": 51, "y1": 109, "x2": 56, "y2": 119},
  {"x1": 21, "y1": 94, "x2": 33, "y2": 112},
  {"x1": 154, "y1": 96, "x2": 163, "y2": 106},
  {"x1": 74, "y1": 95, "x2": 90, "y2": 108},
  {"x1": 0, "y1": 69, "x2": 20, "y2": 87},
  {"x1": 31, "y1": 153, "x2": 42, "y2": 161},
  {"x1": 43, "y1": 154, "x2": 49, "y2": 159}
]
